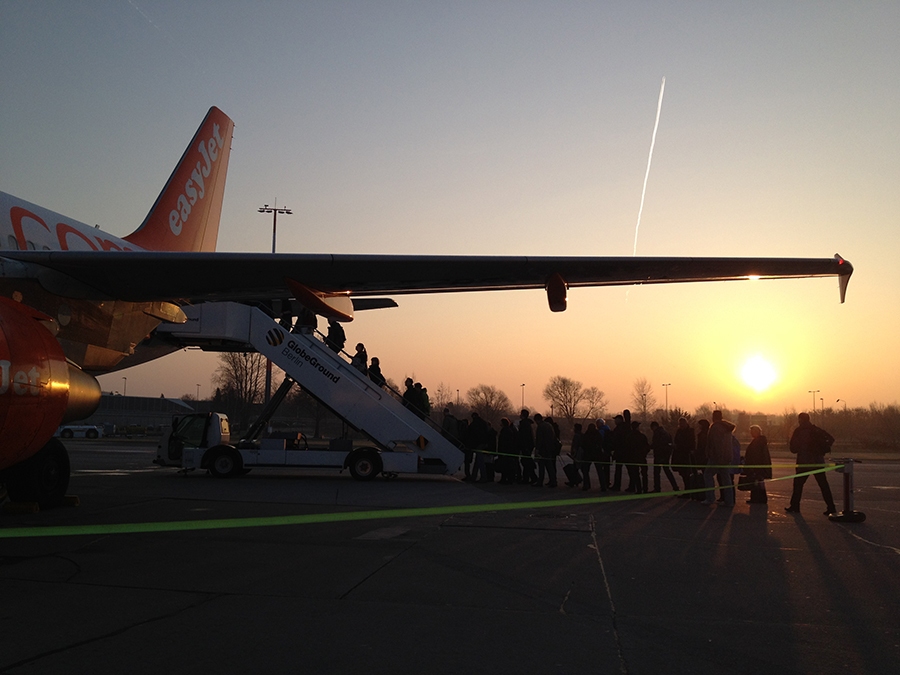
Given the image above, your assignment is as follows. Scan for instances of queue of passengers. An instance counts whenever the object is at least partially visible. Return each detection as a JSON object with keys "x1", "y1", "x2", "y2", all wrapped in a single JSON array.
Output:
[
  {"x1": 444, "y1": 407, "x2": 778, "y2": 507},
  {"x1": 309, "y1": 318, "x2": 830, "y2": 514}
]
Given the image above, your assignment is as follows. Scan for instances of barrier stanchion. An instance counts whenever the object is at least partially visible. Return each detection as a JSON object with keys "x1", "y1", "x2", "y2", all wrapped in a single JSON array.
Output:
[{"x1": 828, "y1": 458, "x2": 866, "y2": 523}]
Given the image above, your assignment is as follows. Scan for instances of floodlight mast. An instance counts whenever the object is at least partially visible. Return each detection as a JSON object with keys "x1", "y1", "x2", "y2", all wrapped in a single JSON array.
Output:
[
  {"x1": 258, "y1": 201, "x2": 293, "y2": 254},
  {"x1": 257, "y1": 201, "x2": 293, "y2": 404}
]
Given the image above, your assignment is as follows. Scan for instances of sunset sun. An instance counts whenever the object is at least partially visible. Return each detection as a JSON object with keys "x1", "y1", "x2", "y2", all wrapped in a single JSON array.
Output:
[{"x1": 741, "y1": 355, "x2": 777, "y2": 392}]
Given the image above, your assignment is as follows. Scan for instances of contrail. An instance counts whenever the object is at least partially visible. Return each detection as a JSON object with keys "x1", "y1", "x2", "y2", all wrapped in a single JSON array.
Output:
[
  {"x1": 632, "y1": 77, "x2": 666, "y2": 256},
  {"x1": 127, "y1": 0, "x2": 161, "y2": 30}
]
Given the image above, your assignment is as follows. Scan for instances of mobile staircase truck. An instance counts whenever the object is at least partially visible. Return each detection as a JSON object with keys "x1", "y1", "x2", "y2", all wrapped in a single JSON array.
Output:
[{"x1": 153, "y1": 302, "x2": 463, "y2": 480}]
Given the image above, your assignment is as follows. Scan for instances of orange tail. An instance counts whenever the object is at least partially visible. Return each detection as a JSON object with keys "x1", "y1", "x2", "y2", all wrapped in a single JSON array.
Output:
[{"x1": 124, "y1": 107, "x2": 234, "y2": 252}]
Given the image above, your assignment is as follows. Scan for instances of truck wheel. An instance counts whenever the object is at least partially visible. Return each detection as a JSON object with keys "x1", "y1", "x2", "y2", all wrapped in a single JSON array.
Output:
[
  {"x1": 208, "y1": 446, "x2": 242, "y2": 478},
  {"x1": 2, "y1": 438, "x2": 70, "y2": 508},
  {"x1": 86, "y1": 429, "x2": 99, "y2": 439},
  {"x1": 348, "y1": 450, "x2": 381, "y2": 481},
  {"x1": 60, "y1": 429, "x2": 74, "y2": 439}
]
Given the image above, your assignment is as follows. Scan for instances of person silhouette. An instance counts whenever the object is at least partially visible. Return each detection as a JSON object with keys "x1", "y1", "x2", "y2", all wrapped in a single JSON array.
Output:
[{"x1": 785, "y1": 412, "x2": 837, "y2": 515}]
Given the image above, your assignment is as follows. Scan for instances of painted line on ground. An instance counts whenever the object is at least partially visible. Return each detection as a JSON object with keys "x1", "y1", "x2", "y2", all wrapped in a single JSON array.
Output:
[{"x1": 0, "y1": 466, "x2": 840, "y2": 539}]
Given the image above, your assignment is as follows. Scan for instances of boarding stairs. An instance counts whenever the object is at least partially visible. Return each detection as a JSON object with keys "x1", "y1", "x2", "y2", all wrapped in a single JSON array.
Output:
[{"x1": 155, "y1": 302, "x2": 463, "y2": 476}]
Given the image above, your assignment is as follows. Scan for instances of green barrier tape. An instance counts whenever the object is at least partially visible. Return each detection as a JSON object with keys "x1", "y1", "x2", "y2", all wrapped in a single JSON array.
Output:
[
  {"x1": 483, "y1": 449, "x2": 835, "y2": 470},
  {"x1": 0, "y1": 464, "x2": 841, "y2": 539}
]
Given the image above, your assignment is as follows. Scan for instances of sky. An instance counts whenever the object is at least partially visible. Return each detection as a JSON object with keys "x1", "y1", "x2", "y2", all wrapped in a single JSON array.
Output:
[{"x1": 1, "y1": 1, "x2": 898, "y2": 417}]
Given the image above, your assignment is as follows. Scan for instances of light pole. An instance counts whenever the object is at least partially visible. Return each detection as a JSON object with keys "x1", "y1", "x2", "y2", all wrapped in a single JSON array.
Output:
[
  {"x1": 809, "y1": 390, "x2": 820, "y2": 415},
  {"x1": 258, "y1": 201, "x2": 292, "y2": 254},
  {"x1": 662, "y1": 383, "x2": 671, "y2": 416},
  {"x1": 122, "y1": 376, "x2": 127, "y2": 397},
  {"x1": 196, "y1": 383, "x2": 201, "y2": 400},
  {"x1": 521, "y1": 384, "x2": 525, "y2": 409},
  {"x1": 836, "y1": 398, "x2": 848, "y2": 412},
  {"x1": 258, "y1": 201, "x2": 292, "y2": 404}
]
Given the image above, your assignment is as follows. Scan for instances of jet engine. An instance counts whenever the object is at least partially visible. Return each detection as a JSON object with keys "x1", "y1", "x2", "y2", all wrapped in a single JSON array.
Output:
[{"x1": 0, "y1": 297, "x2": 101, "y2": 506}]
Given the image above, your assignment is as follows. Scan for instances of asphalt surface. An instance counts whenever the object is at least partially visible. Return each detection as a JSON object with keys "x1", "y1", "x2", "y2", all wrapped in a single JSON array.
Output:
[{"x1": 1, "y1": 440, "x2": 899, "y2": 675}]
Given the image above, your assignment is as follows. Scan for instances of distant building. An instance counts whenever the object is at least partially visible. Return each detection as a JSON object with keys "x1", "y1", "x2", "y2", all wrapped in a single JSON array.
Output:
[{"x1": 81, "y1": 393, "x2": 196, "y2": 434}]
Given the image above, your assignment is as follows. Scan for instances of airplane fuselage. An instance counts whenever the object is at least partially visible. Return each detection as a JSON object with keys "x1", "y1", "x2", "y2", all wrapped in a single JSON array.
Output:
[{"x1": 0, "y1": 192, "x2": 181, "y2": 373}]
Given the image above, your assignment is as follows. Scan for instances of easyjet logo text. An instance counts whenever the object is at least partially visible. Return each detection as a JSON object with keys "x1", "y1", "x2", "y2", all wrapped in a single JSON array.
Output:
[
  {"x1": 169, "y1": 123, "x2": 226, "y2": 236},
  {"x1": 8, "y1": 206, "x2": 135, "y2": 252},
  {"x1": 0, "y1": 360, "x2": 41, "y2": 396}
]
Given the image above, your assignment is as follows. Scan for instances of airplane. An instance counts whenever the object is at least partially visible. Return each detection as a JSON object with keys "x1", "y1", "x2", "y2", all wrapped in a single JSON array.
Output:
[{"x1": 0, "y1": 106, "x2": 852, "y2": 508}]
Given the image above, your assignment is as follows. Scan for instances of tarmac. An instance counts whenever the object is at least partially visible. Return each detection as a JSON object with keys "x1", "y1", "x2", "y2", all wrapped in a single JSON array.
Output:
[{"x1": 1, "y1": 440, "x2": 899, "y2": 674}]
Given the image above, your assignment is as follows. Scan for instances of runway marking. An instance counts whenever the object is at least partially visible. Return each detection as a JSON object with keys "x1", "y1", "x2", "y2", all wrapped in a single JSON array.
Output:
[
  {"x1": 558, "y1": 585, "x2": 573, "y2": 615},
  {"x1": 590, "y1": 514, "x2": 628, "y2": 674},
  {"x1": 845, "y1": 531, "x2": 900, "y2": 557},
  {"x1": 0, "y1": 466, "x2": 839, "y2": 539}
]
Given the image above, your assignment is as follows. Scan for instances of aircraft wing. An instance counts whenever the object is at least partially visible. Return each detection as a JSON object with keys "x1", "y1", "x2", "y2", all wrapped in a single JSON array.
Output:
[{"x1": 2, "y1": 251, "x2": 852, "y2": 313}]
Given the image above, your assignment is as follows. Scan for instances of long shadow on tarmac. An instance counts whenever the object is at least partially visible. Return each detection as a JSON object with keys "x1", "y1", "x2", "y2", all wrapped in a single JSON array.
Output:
[{"x1": 1, "y1": 458, "x2": 899, "y2": 674}]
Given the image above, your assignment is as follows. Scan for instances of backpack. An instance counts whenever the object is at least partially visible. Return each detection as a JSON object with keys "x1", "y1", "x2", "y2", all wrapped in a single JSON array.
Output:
[{"x1": 813, "y1": 427, "x2": 834, "y2": 455}]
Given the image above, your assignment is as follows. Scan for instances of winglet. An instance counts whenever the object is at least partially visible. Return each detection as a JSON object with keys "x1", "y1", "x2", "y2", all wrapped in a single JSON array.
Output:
[
  {"x1": 835, "y1": 254, "x2": 852, "y2": 304},
  {"x1": 124, "y1": 107, "x2": 234, "y2": 252}
]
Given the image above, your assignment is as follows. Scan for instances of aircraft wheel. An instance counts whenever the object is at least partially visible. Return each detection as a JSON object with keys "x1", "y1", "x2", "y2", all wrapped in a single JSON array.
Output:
[
  {"x1": 2, "y1": 438, "x2": 71, "y2": 508},
  {"x1": 348, "y1": 450, "x2": 382, "y2": 481},
  {"x1": 207, "y1": 446, "x2": 243, "y2": 478}
]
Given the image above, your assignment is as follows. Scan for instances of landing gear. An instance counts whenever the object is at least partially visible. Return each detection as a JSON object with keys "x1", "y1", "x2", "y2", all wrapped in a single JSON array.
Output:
[{"x1": 1, "y1": 438, "x2": 70, "y2": 508}]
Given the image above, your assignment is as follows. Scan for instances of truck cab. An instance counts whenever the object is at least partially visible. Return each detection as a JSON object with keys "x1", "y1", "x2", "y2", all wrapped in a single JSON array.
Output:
[{"x1": 155, "y1": 412, "x2": 230, "y2": 468}]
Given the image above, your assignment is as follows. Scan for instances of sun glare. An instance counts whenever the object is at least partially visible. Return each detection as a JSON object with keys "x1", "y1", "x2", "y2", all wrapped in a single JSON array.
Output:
[{"x1": 741, "y1": 355, "x2": 777, "y2": 392}]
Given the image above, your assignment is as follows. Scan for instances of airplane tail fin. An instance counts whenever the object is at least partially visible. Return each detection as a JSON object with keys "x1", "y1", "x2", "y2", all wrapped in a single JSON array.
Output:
[{"x1": 124, "y1": 107, "x2": 234, "y2": 252}]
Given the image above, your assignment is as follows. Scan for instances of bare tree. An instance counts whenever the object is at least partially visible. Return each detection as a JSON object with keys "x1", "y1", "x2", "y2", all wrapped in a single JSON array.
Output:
[
  {"x1": 581, "y1": 386, "x2": 608, "y2": 421},
  {"x1": 663, "y1": 406, "x2": 692, "y2": 430},
  {"x1": 383, "y1": 377, "x2": 403, "y2": 403},
  {"x1": 214, "y1": 352, "x2": 267, "y2": 409},
  {"x1": 778, "y1": 406, "x2": 799, "y2": 445},
  {"x1": 543, "y1": 376, "x2": 607, "y2": 424},
  {"x1": 694, "y1": 402, "x2": 715, "y2": 420},
  {"x1": 630, "y1": 378, "x2": 657, "y2": 420},
  {"x1": 466, "y1": 384, "x2": 513, "y2": 427},
  {"x1": 432, "y1": 382, "x2": 454, "y2": 412}
]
